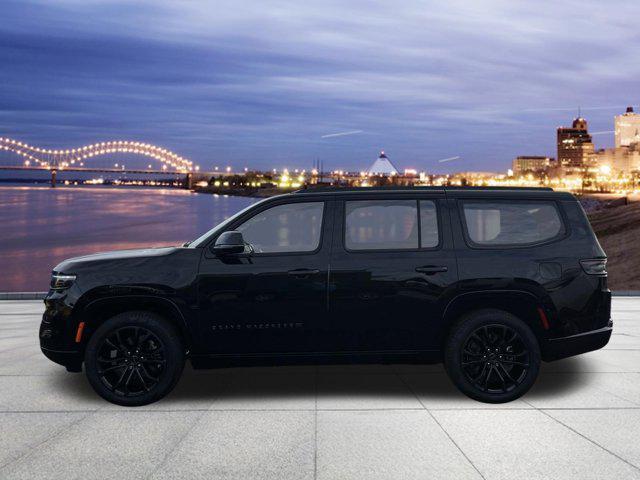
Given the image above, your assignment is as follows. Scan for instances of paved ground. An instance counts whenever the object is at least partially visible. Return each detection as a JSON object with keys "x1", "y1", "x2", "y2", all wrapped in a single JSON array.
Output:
[{"x1": 1, "y1": 300, "x2": 640, "y2": 480}]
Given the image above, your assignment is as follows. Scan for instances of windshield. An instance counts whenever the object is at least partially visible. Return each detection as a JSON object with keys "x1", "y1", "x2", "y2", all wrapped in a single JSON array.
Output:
[{"x1": 187, "y1": 198, "x2": 269, "y2": 247}]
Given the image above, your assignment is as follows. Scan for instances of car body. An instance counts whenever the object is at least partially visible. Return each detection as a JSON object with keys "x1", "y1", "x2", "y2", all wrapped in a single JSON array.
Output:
[{"x1": 40, "y1": 187, "x2": 612, "y2": 405}]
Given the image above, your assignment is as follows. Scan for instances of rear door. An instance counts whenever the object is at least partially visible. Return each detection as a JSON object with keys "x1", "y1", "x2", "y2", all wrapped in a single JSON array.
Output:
[{"x1": 322, "y1": 193, "x2": 458, "y2": 353}]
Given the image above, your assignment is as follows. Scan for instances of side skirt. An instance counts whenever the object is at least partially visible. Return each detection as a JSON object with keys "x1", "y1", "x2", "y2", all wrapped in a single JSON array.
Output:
[{"x1": 189, "y1": 349, "x2": 442, "y2": 369}]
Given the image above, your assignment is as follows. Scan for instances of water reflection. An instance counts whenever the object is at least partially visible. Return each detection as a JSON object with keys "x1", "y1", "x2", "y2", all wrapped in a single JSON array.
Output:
[{"x1": 0, "y1": 185, "x2": 256, "y2": 291}]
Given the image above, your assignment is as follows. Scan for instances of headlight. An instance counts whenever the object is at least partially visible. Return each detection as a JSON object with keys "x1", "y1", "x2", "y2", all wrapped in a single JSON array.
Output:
[{"x1": 51, "y1": 272, "x2": 76, "y2": 290}]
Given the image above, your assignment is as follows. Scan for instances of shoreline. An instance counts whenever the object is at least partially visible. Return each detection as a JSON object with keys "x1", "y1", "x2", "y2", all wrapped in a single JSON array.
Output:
[{"x1": 0, "y1": 181, "x2": 290, "y2": 198}]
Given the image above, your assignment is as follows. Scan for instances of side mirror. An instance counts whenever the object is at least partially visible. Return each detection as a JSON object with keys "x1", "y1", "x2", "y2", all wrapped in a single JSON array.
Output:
[{"x1": 211, "y1": 231, "x2": 247, "y2": 256}]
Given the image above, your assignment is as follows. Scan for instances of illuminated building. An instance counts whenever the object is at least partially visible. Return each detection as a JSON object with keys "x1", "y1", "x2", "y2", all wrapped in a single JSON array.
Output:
[
  {"x1": 367, "y1": 151, "x2": 399, "y2": 175},
  {"x1": 594, "y1": 145, "x2": 640, "y2": 174},
  {"x1": 512, "y1": 156, "x2": 553, "y2": 175},
  {"x1": 557, "y1": 117, "x2": 594, "y2": 168},
  {"x1": 615, "y1": 106, "x2": 640, "y2": 148}
]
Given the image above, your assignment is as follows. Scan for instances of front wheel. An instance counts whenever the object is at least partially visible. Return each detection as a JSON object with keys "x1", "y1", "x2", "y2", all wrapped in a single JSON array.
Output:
[
  {"x1": 444, "y1": 309, "x2": 541, "y2": 403},
  {"x1": 84, "y1": 311, "x2": 185, "y2": 406}
]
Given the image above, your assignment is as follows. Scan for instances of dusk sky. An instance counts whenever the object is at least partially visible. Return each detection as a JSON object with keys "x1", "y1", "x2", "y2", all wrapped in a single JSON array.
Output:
[{"x1": 1, "y1": 0, "x2": 639, "y2": 172}]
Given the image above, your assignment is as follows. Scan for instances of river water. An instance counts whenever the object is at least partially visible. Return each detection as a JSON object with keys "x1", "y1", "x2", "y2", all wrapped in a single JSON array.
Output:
[{"x1": 0, "y1": 185, "x2": 256, "y2": 291}]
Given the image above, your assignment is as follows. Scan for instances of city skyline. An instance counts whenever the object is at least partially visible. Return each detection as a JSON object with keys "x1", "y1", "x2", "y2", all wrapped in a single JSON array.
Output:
[{"x1": 1, "y1": 1, "x2": 639, "y2": 172}]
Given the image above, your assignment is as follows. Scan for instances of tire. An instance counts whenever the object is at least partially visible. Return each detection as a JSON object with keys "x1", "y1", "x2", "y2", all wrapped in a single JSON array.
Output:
[
  {"x1": 84, "y1": 311, "x2": 185, "y2": 406},
  {"x1": 444, "y1": 309, "x2": 540, "y2": 403}
]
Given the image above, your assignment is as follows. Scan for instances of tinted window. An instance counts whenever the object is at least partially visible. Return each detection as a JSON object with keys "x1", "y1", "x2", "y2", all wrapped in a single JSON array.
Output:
[
  {"x1": 420, "y1": 200, "x2": 439, "y2": 248},
  {"x1": 345, "y1": 200, "x2": 419, "y2": 250},
  {"x1": 462, "y1": 201, "x2": 563, "y2": 246},
  {"x1": 237, "y1": 202, "x2": 324, "y2": 253}
]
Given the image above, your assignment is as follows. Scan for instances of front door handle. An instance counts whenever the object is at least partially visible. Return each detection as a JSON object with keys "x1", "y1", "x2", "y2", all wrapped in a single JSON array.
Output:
[
  {"x1": 287, "y1": 269, "x2": 320, "y2": 277},
  {"x1": 415, "y1": 265, "x2": 448, "y2": 275}
]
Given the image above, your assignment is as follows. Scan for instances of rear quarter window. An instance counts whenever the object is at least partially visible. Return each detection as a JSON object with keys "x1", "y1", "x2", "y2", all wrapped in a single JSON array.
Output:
[{"x1": 461, "y1": 200, "x2": 565, "y2": 247}]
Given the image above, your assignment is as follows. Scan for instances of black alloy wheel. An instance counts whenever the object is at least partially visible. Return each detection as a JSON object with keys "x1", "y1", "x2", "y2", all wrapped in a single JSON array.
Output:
[
  {"x1": 85, "y1": 311, "x2": 184, "y2": 406},
  {"x1": 444, "y1": 309, "x2": 540, "y2": 403},
  {"x1": 96, "y1": 326, "x2": 166, "y2": 397},
  {"x1": 460, "y1": 324, "x2": 530, "y2": 394}
]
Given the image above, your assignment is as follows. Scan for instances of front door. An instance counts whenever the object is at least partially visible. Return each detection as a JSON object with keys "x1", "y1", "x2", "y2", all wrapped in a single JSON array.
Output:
[
  {"x1": 323, "y1": 195, "x2": 458, "y2": 353},
  {"x1": 197, "y1": 198, "x2": 333, "y2": 355}
]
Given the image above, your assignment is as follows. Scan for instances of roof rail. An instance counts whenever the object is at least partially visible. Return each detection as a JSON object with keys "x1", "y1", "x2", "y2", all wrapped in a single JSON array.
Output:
[{"x1": 294, "y1": 186, "x2": 553, "y2": 194}]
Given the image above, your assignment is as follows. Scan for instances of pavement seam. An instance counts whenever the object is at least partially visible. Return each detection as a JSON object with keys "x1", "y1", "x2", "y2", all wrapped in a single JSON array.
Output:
[
  {"x1": 0, "y1": 408, "x2": 99, "y2": 472},
  {"x1": 313, "y1": 364, "x2": 318, "y2": 480},
  {"x1": 394, "y1": 371, "x2": 488, "y2": 480},
  {"x1": 143, "y1": 409, "x2": 210, "y2": 480},
  {"x1": 4, "y1": 406, "x2": 640, "y2": 415},
  {"x1": 523, "y1": 399, "x2": 640, "y2": 473}
]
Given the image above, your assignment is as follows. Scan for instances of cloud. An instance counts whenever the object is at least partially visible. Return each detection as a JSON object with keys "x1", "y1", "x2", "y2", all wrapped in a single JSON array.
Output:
[{"x1": 0, "y1": 0, "x2": 638, "y2": 171}]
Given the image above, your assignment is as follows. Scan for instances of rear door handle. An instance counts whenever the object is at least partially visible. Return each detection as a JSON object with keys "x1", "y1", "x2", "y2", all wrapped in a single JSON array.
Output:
[
  {"x1": 415, "y1": 265, "x2": 448, "y2": 275},
  {"x1": 287, "y1": 269, "x2": 320, "y2": 277}
]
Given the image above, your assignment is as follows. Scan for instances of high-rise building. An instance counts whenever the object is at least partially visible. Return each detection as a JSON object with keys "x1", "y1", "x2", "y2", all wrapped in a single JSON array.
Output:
[
  {"x1": 512, "y1": 156, "x2": 553, "y2": 175},
  {"x1": 614, "y1": 106, "x2": 640, "y2": 148},
  {"x1": 557, "y1": 117, "x2": 594, "y2": 167}
]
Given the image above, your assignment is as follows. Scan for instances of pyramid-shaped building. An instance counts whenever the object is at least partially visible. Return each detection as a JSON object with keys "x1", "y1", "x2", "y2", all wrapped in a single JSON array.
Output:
[{"x1": 367, "y1": 151, "x2": 399, "y2": 175}]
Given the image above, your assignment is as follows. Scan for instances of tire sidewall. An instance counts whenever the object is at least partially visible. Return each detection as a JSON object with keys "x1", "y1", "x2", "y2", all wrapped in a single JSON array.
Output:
[
  {"x1": 84, "y1": 311, "x2": 184, "y2": 406},
  {"x1": 444, "y1": 309, "x2": 541, "y2": 403}
]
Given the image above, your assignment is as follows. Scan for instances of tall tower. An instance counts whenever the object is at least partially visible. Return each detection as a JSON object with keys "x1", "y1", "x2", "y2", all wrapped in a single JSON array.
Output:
[
  {"x1": 557, "y1": 117, "x2": 594, "y2": 168},
  {"x1": 615, "y1": 106, "x2": 640, "y2": 148}
]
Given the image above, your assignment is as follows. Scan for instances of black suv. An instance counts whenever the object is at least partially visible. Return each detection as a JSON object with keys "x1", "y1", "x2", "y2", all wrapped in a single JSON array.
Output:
[{"x1": 40, "y1": 187, "x2": 612, "y2": 405}]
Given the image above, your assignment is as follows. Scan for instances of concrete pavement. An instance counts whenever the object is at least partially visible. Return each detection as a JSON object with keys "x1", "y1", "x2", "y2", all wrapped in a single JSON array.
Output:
[{"x1": 1, "y1": 299, "x2": 640, "y2": 479}]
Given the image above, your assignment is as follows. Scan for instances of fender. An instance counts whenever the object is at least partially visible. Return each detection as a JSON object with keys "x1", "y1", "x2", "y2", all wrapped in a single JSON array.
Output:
[
  {"x1": 80, "y1": 294, "x2": 194, "y2": 350},
  {"x1": 443, "y1": 289, "x2": 547, "y2": 318},
  {"x1": 441, "y1": 288, "x2": 552, "y2": 342}
]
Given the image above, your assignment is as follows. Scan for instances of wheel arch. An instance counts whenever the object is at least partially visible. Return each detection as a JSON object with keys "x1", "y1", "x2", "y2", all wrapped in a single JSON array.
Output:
[
  {"x1": 440, "y1": 290, "x2": 550, "y2": 350},
  {"x1": 76, "y1": 295, "x2": 193, "y2": 354}
]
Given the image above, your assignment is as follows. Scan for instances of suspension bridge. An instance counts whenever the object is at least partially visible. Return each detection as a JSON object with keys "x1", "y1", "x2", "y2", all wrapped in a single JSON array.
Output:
[{"x1": 0, "y1": 137, "x2": 209, "y2": 188}]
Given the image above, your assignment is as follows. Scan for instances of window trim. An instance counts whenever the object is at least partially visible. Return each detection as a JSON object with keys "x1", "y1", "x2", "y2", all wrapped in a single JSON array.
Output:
[
  {"x1": 341, "y1": 198, "x2": 442, "y2": 253},
  {"x1": 458, "y1": 199, "x2": 569, "y2": 250},
  {"x1": 209, "y1": 198, "x2": 328, "y2": 257}
]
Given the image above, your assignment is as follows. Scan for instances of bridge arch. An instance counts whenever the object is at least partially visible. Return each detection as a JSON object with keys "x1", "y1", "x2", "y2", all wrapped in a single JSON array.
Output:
[{"x1": 0, "y1": 137, "x2": 196, "y2": 172}]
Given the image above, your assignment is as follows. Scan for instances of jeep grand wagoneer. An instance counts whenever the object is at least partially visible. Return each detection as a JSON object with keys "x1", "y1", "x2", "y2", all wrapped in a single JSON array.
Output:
[{"x1": 41, "y1": 187, "x2": 611, "y2": 405}]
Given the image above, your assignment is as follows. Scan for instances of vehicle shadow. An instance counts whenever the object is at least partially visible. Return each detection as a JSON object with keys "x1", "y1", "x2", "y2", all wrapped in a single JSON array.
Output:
[{"x1": 51, "y1": 357, "x2": 589, "y2": 405}]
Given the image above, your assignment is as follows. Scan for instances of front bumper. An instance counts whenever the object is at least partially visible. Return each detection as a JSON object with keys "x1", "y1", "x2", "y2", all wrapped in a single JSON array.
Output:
[
  {"x1": 542, "y1": 322, "x2": 612, "y2": 361},
  {"x1": 40, "y1": 346, "x2": 82, "y2": 372},
  {"x1": 40, "y1": 292, "x2": 83, "y2": 371}
]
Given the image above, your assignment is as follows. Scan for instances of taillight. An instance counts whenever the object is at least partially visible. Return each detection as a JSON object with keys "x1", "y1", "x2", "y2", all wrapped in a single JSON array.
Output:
[{"x1": 580, "y1": 258, "x2": 607, "y2": 275}]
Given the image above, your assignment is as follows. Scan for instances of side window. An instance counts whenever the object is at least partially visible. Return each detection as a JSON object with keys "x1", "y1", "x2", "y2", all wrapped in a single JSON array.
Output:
[
  {"x1": 462, "y1": 201, "x2": 564, "y2": 246},
  {"x1": 236, "y1": 202, "x2": 324, "y2": 253},
  {"x1": 420, "y1": 200, "x2": 439, "y2": 248},
  {"x1": 345, "y1": 199, "x2": 440, "y2": 251},
  {"x1": 346, "y1": 200, "x2": 417, "y2": 250}
]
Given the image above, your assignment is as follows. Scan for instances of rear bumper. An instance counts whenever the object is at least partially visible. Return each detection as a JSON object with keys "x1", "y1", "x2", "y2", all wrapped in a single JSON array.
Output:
[{"x1": 542, "y1": 322, "x2": 612, "y2": 361}]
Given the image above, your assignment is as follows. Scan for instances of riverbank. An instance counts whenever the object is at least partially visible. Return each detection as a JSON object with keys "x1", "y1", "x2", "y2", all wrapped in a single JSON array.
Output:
[
  {"x1": 191, "y1": 184, "x2": 297, "y2": 197},
  {"x1": 587, "y1": 201, "x2": 640, "y2": 290}
]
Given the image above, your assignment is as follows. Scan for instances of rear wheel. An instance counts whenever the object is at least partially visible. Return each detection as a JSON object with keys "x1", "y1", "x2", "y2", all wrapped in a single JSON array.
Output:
[
  {"x1": 444, "y1": 309, "x2": 540, "y2": 403},
  {"x1": 84, "y1": 311, "x2": 184, "y2": 406}
]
